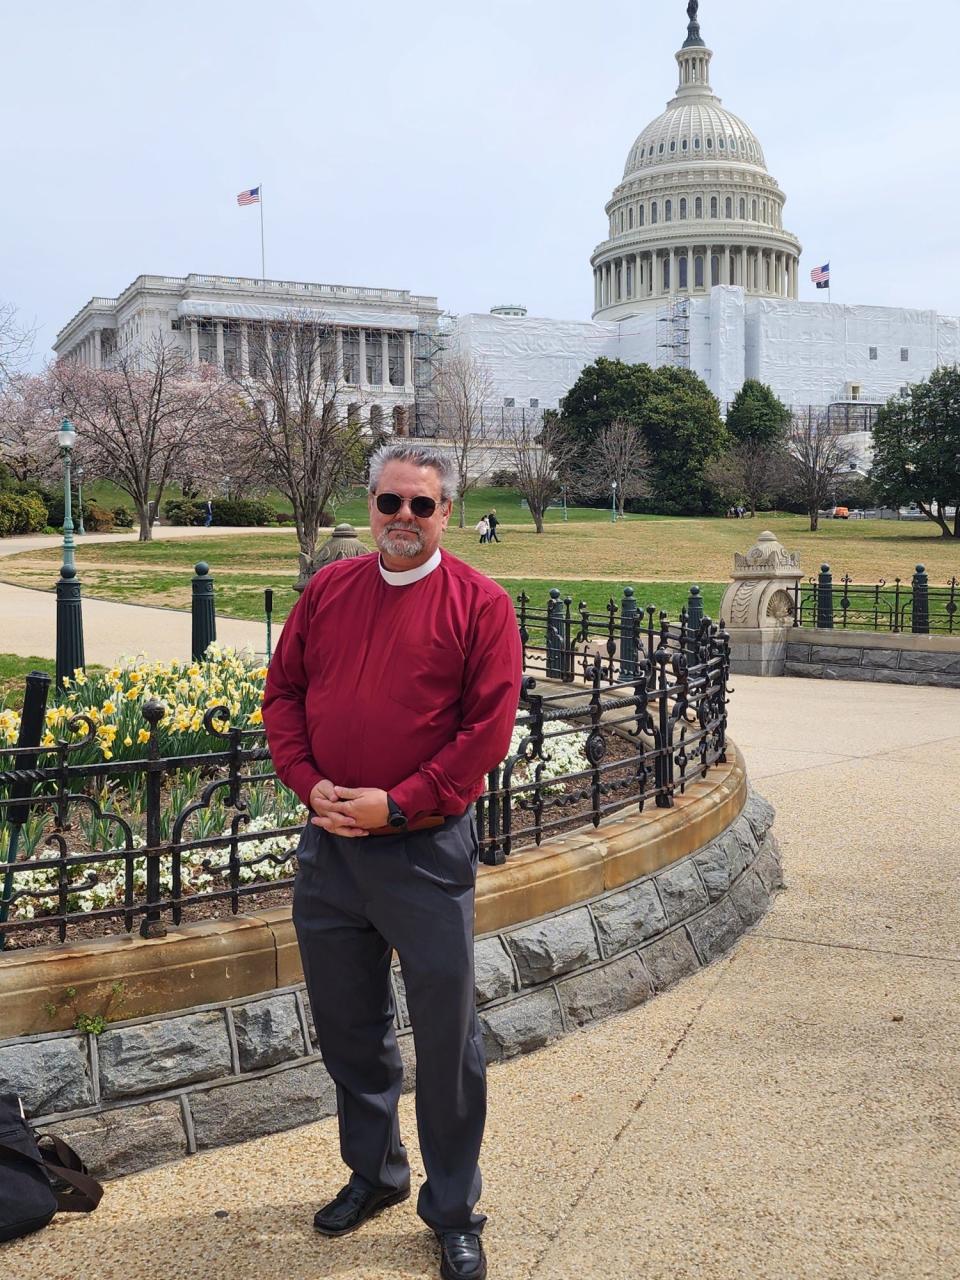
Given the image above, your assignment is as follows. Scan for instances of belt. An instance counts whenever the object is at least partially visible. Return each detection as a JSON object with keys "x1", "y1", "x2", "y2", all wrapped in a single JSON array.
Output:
[{"x1": 366, "y1": 813, "x2": 446, "y2": 838}]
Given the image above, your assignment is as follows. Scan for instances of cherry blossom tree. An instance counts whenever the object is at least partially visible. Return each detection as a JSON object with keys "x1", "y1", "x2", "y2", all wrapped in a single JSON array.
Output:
[{"x1": 52, "y1": 335, "x2": 234, "y2": 540}]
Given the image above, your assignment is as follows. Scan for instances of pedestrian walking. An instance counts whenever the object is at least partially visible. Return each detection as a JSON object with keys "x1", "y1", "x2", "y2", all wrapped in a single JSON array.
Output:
[
  {"x1": 475, "y1": 515, "x2": 490, "y2": 544},
  {"x1": 486, "y1": 510, "x2": 500, "y2": 543},
  {"x1": 263, "y1": 441, "x2": 522, "y2": 1280},
  {"x1": 203, "y1": 500, "x2": 213, "y2": 527}
]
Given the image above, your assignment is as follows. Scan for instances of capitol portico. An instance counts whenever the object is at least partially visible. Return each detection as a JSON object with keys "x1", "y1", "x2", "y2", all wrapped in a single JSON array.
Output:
[{"x1": 591, "y1": 1, "x2": 801, "y2": 317}]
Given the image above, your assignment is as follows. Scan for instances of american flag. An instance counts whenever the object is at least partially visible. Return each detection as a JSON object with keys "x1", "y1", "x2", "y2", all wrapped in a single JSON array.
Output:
[
  {"x1": 810, "y1": 262, "x2": 830, "y2": 288},
  {"x1": 236, "y1": 187, "x2": 261, "y2": 207}
]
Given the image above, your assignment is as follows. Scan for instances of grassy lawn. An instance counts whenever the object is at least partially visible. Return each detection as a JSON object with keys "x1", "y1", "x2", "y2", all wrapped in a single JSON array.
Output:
[
  {"x1": 84, "y1": 482, "x2": 643, "y2": 527},
  {"x1": 0, "y1": 655, "x2": 56, "y2": 709},
  {"x1": 1, "y1": 510, "x2": 955, "y2": 630}
]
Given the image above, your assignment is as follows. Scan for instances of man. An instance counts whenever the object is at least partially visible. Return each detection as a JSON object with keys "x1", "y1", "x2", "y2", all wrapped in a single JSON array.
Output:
[
  {"x1": 262, "y1": 441, "x2": 522, "y2": 1280},
  {"x1": 485, "y1": 509, "x2": 500, "y2": 543}
]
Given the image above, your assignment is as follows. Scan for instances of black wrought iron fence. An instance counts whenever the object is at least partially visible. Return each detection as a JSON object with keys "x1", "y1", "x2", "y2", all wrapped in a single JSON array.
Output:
[
  {"x1": 793, "y1": 565, "x2": 958, "y2": 634},
  {"x1": 517, "y1": 584, "x2": 710, "y2": 684},
  {"x1": 0, "y1": 610, "x2": 730, "y2": 947}
]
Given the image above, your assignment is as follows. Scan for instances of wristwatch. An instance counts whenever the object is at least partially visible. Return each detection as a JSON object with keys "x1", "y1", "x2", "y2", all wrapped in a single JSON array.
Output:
[{"x1": 386, "y1": 794, "x2": 407, "y2": 829}]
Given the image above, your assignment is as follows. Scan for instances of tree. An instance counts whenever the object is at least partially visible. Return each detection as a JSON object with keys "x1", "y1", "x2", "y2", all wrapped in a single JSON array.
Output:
[
  {"x1": 229, "y1": 314, "x2": 365, "y2": 566},
  {"x1": 578, "y1": 417, "x2": 651, "y2": 517},
  {"x1": 52, "y1": 334, "x2": 232, "y2": 541},
  {"x1": 434, "y1": 352, "x2": 494, "y2": 528},
  {"x1": 705, "y1": 440, "x2": 791, "y2": 517},
  {"x1": 502, "y1": 410, "x2": 578, "y2": 534},
  {"x1": 559, "y1": 359, "x2": 654, "y2": 454},
  {"x1": 0, "y1": 374, "x2": 59, "y2": 486},
  {"x1": 0, "y1": 302, "x2": 35, "y2": 394},
  {"x1": 559, "y1": 359, "x2": 727, "y2": 514},
  {"x1": 786, "y1": 408, "x2": 856, "y2": 532},
  {"x1": 641, "y1": 366, "x2": 728, "y2": 514},
  {"x1": 871, "y1": 367, "x2": 960, "y2": 538},
  {"x1": 725, "y1": 379, "x2": 791, "y2": 447}
]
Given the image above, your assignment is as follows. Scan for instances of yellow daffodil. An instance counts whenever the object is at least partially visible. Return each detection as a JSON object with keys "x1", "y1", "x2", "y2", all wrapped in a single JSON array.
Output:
[{"x1": 137, "y1": 729, "x2": 151, "y2": 744}]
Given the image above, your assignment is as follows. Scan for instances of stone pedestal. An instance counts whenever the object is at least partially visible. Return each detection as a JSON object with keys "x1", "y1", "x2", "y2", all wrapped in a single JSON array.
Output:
[{"x1": 720, "y1": 531, "x2": 802, "y2": 676}]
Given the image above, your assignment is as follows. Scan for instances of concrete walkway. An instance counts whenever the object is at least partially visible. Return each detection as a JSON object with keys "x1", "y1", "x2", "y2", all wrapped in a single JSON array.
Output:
[
  {"x1": 0, "y1": 527, "x2": 291, "y2": 663},
  {"x1": 2, "y1": 674, "x2": 958, "y2": 1279}
]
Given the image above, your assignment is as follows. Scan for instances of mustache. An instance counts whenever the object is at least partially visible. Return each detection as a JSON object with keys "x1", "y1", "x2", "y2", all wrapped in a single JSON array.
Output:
[{"x1": 385, "y1": 522, "x2": 420, "y2": 534}]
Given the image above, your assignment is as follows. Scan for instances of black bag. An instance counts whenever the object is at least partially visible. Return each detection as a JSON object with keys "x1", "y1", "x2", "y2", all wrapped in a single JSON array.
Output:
[{"x1": 0, "y1": 1092, "x2": 103, "y2": 1243}]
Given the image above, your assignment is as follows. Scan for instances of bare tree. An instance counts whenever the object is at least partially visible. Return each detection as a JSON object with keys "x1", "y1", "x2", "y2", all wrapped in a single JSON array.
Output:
[
  {"x1": 53, "y1": 334, "x2": 232, "y2": 540},
  {"x1": 786, "y1": 408, "x2": 856, "y2": 531},
  {"x1": 501, "y1": 411, "x2": 579, "y2": 534},
  {"x1": 578, "y1": 417, "x2": 651, "y2": 517},
  {"x1": 706, "y1": 439, "x2": 792, "y2": 516},
  {"x1": 229, "y1": 314, "x2": 365, "y2": 568},
  {"x1": 0, "y1": 303, "x2": 35, "y2": 394},
  {"x1": 434, "y1": 352, "x2": 495, "y2": 528}
]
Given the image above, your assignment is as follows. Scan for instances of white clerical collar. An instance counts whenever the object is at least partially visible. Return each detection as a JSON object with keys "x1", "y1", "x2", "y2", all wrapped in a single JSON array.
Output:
[{"x1": 379, "y1": 548, "x2": 442, "y2": 587}]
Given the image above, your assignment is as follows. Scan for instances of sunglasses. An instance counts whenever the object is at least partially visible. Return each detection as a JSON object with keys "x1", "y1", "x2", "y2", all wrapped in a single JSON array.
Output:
[{"x1": 375, "y1": 492, "x2": 441, "y2": 518}]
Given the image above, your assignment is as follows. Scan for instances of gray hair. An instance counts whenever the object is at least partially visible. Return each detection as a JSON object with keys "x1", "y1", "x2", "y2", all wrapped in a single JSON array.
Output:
[{"x1": 367, "y1": 441, "x2": 458, "y2": 502}]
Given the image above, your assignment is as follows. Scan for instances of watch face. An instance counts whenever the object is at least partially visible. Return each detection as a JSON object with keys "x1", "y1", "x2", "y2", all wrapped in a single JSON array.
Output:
[{"x1": 389, "y1": 813, "x2": 406, "y2": 828}]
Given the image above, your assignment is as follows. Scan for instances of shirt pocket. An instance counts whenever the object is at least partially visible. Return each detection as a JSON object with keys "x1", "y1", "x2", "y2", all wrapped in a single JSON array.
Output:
[{"x1": 387, "y1": 640, "x2": 465, "y2": 713}]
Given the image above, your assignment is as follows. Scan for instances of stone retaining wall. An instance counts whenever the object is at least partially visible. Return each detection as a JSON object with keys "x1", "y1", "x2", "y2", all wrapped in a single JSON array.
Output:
[
  {"x1": 0, "y1": 792, "x2": 781, "y2": 1181},
  {"x1": 784, "y1": 629, "x2": 960, "y2": 687}
]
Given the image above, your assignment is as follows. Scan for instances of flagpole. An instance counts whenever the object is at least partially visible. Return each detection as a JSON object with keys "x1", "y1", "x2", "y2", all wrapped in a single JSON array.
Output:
[{"x1": 259, "y1": 183, "x2": 266, "y2": 282}]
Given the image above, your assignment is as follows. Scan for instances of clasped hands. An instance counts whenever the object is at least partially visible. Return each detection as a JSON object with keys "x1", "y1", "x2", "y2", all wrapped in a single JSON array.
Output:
[{"x1": 309, "y1": 779, "x2": 389, "y2": 838}]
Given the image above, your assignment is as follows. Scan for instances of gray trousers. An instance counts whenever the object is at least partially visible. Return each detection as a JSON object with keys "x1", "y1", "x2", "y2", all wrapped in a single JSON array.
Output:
[{"x1": 292, "y1": 810, "x2": 486, "y2": 1234}]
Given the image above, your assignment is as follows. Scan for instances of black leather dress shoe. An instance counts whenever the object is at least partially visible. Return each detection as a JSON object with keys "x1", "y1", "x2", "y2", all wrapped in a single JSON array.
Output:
[
  {"x1": 313, "y1": 1182, "x2": 410, "y2": 1236},
  {"x1": 437, "y1": 1231, "x2": 487, "y2": 1280}
]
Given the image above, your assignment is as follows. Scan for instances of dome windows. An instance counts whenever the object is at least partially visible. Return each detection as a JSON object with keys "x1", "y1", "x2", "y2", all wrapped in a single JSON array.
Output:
[
  {"x1": 680, "y1": 197, "x2": 688, "y2": 220},
  {"x1": 739, "y1": 197, "x2": 746, "y2": 219},
  {"x1": 651, "y1": 201, "x2": 659, "y2": 224},
  {"x1": 752, "y1": 198, "x2": 758, "y2": 220},
  {"x1": 695, "y1": 196, "x2": 703, "y2": 218},
  {"x1": 694, "y1": 136, "x2": 701, "y2": 150},
  {"x1": 639, "y1": 205, "x2": 645, "y2": 226},
  {"x1": 695, "y1": 255, "x2": 704, "y2": 288},
  {"x1": 670, "y1": 139, "x2": 676, "y2": 152},
  {"x1": 682, "y1": 138, "x2": 688, "y2": 151},
  {"x1": 710, "y1": 196, "x2": 718, "y2": 218},
  {"x1": 679, "y1": 255, "x2": 689, "y2": 290},
  {"x1": 719, "y1": 137, "x2": 726, "y2": 150},
  {"x1": 711, "y1": 255, "x2": 721, "y2": 287},
  {"x1": 628, "y1": 207, "x2": 634, "y2": 229},
  {"x1": 658, "y1": 142, "x2": 665, "y2": 154},
  {"x1": 725, "y1": 196, "x2": 733, "y2": 218},
  {"x1": 665, "y1": 199, "x2": 673, "y2": 222},
  {"x1": 706, "y1": 136, "x2": 714, "y2": 150}
]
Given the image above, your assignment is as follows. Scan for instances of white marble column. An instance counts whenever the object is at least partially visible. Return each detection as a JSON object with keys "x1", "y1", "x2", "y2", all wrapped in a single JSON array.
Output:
[
  {"x1": 634, "y1": 254, "x2": 642, "y2": 299},
  {"x1": 402, "y1": 331, "x2": 412, "y2": 388},
  {"x1": 215, "y1": 321, "x2": 225, "y2": 368},
  {"x1": 335, "y1": 328, "x2": 345, "y2": 382},
  {"x1": 240, "y1": 323, "x2": 249, "y2": 375},
  {"x1": 92, "y1": 329, "x2": 101, "y2": 369},
  {"x1": 381, "y1": 330, "x2": 390, "y2": 388},
  {"x1": 359, "y1": 328, "x2": 368, "y2": 389},
  {"x1": 190, "y1": 321, "x2": 200, "y2": 364}
]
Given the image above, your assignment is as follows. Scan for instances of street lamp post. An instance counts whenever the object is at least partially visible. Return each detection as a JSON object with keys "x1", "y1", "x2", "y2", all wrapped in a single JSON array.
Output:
[
  {"x1": 55, "y1": 419, "x2": 85, "y2": 690},
  {"x1": 76, "y1": 466, "x2": 85, "y2": 536},
  {"x1": 562, "y1": 484, "x2": 568, "y2": 522},
  {"x1": 611, "y1": 479, "x2": 618, "y2": 523}
]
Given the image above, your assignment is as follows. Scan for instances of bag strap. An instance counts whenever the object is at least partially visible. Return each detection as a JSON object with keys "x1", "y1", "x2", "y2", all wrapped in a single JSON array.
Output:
[{"x1": 0, "y1": 1136, "x2": 104, "y2": 1214}]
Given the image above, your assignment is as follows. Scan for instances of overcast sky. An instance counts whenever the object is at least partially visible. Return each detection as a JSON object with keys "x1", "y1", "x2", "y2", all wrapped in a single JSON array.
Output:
[{"x1": 3, "y1": 0, "x2": 955, "y2": 364}]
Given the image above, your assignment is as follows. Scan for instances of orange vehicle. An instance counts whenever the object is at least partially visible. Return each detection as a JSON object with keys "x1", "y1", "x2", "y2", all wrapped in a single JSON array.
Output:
[{"x1": 832, "y1": 506, "x2": 850, "y2": 519}]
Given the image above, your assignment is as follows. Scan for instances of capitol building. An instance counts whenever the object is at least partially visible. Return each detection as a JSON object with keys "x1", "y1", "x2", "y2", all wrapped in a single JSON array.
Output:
[{"x1": 54, "y1": 2, "x2": 960, "y2": 465}]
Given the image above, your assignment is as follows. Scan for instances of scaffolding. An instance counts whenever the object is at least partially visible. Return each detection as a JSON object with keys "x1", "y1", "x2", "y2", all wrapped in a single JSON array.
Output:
[{"x1": 656, "y1": 298, "x2": 691, "y2": 369}]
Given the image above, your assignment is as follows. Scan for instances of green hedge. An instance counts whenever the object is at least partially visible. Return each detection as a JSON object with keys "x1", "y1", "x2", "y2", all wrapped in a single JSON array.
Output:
[
  {"x1": 0, "y1": 491, "x2": 48, "y2": 536},
  {"x1": 163, "y1": 497, "x2": 278, "y2": 527}
]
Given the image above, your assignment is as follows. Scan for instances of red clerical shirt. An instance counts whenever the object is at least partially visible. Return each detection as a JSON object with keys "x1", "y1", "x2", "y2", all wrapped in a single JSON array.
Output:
[{"x1": 262, "y1": 550, "x2": 524, "y2": 821}]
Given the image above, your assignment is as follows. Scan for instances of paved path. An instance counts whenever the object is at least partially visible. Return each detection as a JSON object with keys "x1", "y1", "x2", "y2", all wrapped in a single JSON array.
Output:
[
  {"x1": 3, "y1": 675, "x2": 958, "y2": 1279},
  {"x1": 0, "y1": 527, "x2": 291, "y2": 663}
]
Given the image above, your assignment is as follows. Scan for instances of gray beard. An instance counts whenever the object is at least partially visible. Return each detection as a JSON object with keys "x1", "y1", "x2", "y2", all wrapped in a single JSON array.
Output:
[{"x1": 376, "y1": 525, "x2": 425, "y2": 559}]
